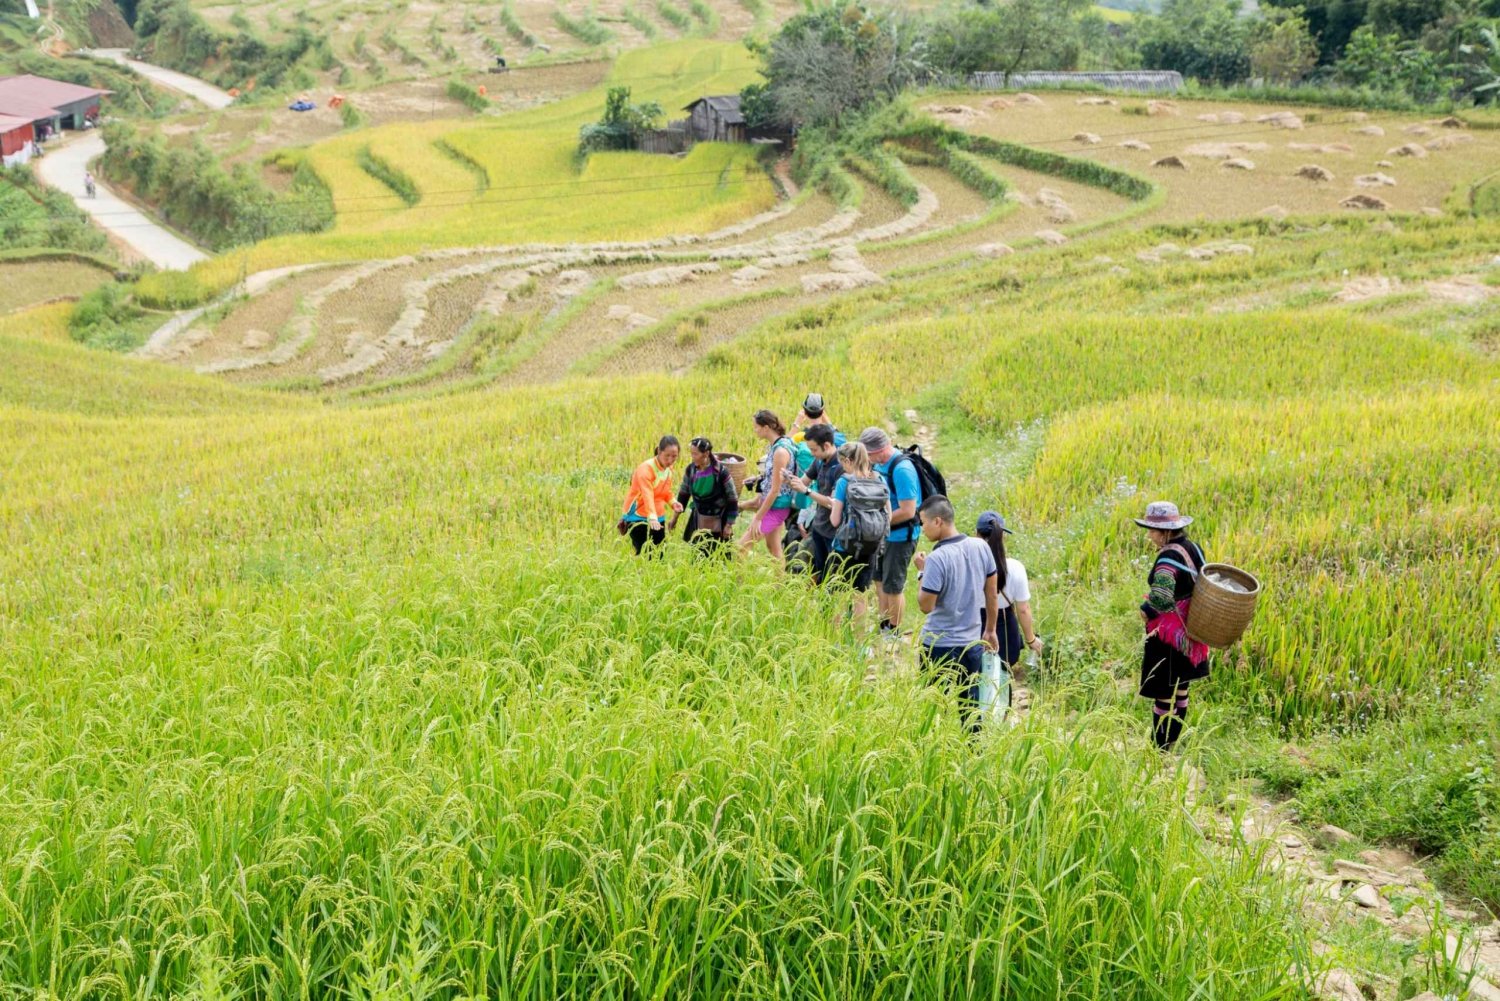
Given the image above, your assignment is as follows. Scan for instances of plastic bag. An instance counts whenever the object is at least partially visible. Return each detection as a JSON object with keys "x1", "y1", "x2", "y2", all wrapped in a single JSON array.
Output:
[{"x1": 977, "y1": 651, "x2": 1011, "y2": 724}]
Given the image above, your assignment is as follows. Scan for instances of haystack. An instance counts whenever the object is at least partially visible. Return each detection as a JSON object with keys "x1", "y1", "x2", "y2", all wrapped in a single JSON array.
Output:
[
  {"x1": 1425, "y1": 134, "x2": 1474, "y2": 151},
  {"x1": 1260, "y1": 205, "x2": 1289, "y2": 220},
  {"x1": 985, "y1": 97, "x2": 1013, "y2": 111},
  {"x1": 1402, "y1": 124, "x2": 1431, "y2": 136},
  {"x1": 1256, "y1": 111, "x2": 1303, "y2": 129},
  {"x1": 1389, "y1": 143, "x2": 1428, "y2": 158},
  {"x1": 1433, "y1": 116, "x2": 1466, "y2": 128},
  {"x1": 1073, "y1": 131, "x2": 1101, "y2": 144},
  {"x1": 1295, "y1": 164, "x2": 1334, "y2": 182},
  {"x1": 1352, "y1": 125, "x2": 1385, "y2": 137},
  {"x1": 1221, "y1": 158, "x2": 1255, "y2": 170},
  {"x1": 976, "y1": 242, "x2": 1014, "y2": 259},
  {"x1": 1077, "y1": 97, "x2": 1117, "y2": 106},
  {"x1": 1355, "y1": 173, "x2": 1397, "y2": 187},
  {"x1": 1035, "y1": 230, "x2": 1068, "y2": 246},
  {"x1": 1341, "y1": 194, "x2": 1390, "y2": 211},
  {"x1": 1152, "y1": 155, "x2": 1188, "y2": 169},
  {"x1": 1013, "y1": 93, "x2": 1043, "y2": 105},
  {"x1": 1121, "y1": 139, "x2": 1151, "y2": 151},
  {"x1": 1146, "y1": 100, "x2": 1177, "y2": 116}
]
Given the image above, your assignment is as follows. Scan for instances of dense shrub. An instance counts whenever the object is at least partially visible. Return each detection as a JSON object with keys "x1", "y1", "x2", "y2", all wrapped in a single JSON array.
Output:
[{"x1": 98, "y1": 122, "x2": 334, "y2": 250}]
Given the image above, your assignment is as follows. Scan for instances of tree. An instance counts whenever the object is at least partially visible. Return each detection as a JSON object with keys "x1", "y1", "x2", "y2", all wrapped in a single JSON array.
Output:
[
  {"x1": 758, "y1": 2, "x2": 927, "y2": 128},
  {"x1": 1457, "y1": 19, "x2": 1500, "y2": 101},
  {"x1": 1336, "y1": 24, "x2": 1459, "y2": 100},
  {"x1": 1137, "y1": 0, "x2": 1254, "y2": 84},
  {"x1": 1251, "y1": 6, "x2": 1320, "y2": 83},
  {"x1": 738, "y1": 82, "x2": 777, "y2": 130},
  {"x1": 990, "y1": 0, "x2": 1092, "y2": 75},
  {"x1": 577, "y1": 86, "x2": 663, "y2": 153}
]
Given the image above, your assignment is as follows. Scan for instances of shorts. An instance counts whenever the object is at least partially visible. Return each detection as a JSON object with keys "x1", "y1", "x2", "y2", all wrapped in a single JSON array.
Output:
[
  {"x1": 828, "y1": 540, "x2": 880, "y2": 592},
  {"x1": 756, "y1": 507, "x2": 792, "y2": 536},
  {"x1": 878, "y1": 537, "x2": 919, "y2": 595}
]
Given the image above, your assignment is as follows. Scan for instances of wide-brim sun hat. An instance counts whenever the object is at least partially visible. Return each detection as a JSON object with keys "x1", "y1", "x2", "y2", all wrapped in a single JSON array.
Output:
[
  {"x1": 976, "y1": 510, "x2": 1013, "y2": 536},
  {"x1": 1134, "y1": 500, "x2": 1193, "y2": 530}
]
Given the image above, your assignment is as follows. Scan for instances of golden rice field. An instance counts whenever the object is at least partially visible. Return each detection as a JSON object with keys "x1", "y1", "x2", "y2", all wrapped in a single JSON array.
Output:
[
  {"x1": 4, "y1": 68, "x2": 1500, "y2": 995},
  {"x1": 146, "y1": 41, "x2": 775, "y2": 304}
]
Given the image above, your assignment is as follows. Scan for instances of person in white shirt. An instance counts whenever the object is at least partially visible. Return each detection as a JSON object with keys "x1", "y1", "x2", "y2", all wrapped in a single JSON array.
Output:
[{"x1": 975, "y1": 511, "x2": 1043, "y2": 676}]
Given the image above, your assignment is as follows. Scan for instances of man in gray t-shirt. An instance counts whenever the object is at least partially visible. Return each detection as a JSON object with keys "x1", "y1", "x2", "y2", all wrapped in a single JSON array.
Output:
[{"x1": 913, "y1": 495, "x2": 998, "y2": 732}]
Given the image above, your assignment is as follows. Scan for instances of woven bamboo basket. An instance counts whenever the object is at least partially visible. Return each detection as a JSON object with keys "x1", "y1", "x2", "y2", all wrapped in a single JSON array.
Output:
[
  {"x1": 1186, "y1": 563, "x2": 1261, "y2": 648},
  {"x1": 716, "y1": 453, "x2": 749, "y2": 493}
]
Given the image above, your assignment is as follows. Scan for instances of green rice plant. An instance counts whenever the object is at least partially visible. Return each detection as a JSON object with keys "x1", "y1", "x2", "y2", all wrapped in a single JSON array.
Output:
[
  {"x1": 686, "y1": 0, "x2": 717, "y2": 30},
  {"x1": 656, "y1": 0, "x2": 692, "y2": 32},
  {"x1": 356, "y1": 145, "x2": 422, "y2": 206},
  {"x1": 446, "y1": 77, "x2": 490, "y2": 113},
  {"x1": 622, "y1": 4, "x2": 658, "y2": 39},
  {"x1": 845, "y1": 146, "x2": 920, "y2": 208},
  {"x1": 553, "y1": 9, "x2": 614, "y2": 46},
  {"x1": 339, "y1": 98, "x2": 366, "y2": 129},
  {"x1": 500, "y1": 1, "x2": 538, "y2": 46},
  {"x1": 942, "y1": 145, "x2": 1009, "y2": 200}
]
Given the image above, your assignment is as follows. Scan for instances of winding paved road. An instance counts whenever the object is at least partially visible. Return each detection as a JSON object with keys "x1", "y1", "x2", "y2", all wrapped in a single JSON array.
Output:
[
  {"x1": 82, "y1": 49, "x2": 235, "y2": 110},
  {"x1": 32, "y1": 52, "x2": 234, "y2": 269},
  {"x1": 36, "y1": 133, "x2": 209, "y2": 270}
]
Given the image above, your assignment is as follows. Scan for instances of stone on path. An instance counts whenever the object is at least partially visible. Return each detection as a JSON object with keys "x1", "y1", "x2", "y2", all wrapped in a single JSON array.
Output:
[{"x1": 1351, "y1": 884, "x2": 1381, "y2": 908}]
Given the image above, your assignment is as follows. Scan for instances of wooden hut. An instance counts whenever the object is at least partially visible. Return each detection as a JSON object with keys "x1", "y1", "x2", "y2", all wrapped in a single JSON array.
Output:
[{"x1": 683, "y1": 95, "x2": 746, "y2": 143}]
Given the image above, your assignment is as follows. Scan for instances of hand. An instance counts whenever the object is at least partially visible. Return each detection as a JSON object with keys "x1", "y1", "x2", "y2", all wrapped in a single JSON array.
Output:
[
  {"x1": 671, "y1": 501, "x2": 684, "y2": 514},
  {"x1": 913, "y1": 551, "x2": 927, "y2": 572},
  {"x1": 788, "y1": 478, "x2": 808, "y2": 494},
  {"x1": 648, "y1": 517, "x2": 662, "y2": 531},
  {"x1": 983, "y1": 629, "x2": 999, "y2": 653},
  {"x1": 1028, "y1": 636, "x2": 1045, "y2": 655}
]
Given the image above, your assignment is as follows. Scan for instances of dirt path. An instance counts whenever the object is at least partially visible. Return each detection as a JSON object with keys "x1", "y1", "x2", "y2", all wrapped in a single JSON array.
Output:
[
  {"x1": 82, "y1": 49, "x2": 235, "y2": 110},
  {"x1": 1211, "y1": 784, "x2": 1500, "y2": 1000},
  {"x1": 35, "y1": 132, "x2": 209, "y2": 271}
]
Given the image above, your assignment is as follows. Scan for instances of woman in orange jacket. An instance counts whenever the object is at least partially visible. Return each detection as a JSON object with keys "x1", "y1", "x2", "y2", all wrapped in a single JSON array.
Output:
[{"x1": 620, "y1": 435, "x2": 683, "y2": 554}]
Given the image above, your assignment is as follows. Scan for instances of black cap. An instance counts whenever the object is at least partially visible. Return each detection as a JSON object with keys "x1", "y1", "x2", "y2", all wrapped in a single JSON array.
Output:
[{"x1": 802, "y1": 392, "x2": 825, "y2": 417}]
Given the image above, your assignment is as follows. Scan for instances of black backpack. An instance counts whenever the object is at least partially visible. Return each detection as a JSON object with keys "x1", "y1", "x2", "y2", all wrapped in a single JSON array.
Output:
[{"x1": 885, "y1": 444, "x2": 946, "y2": 540}]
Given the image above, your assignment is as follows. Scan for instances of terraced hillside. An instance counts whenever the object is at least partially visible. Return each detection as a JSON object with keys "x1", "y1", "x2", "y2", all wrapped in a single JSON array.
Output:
[{"x1": 139, "y1": 89, "x2": 1500, "y2": 400}]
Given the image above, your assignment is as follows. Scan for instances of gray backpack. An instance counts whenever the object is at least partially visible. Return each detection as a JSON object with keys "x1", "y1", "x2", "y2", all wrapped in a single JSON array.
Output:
[{"x1": 838, "y1": 475, "x2": 890, "y2": 546}]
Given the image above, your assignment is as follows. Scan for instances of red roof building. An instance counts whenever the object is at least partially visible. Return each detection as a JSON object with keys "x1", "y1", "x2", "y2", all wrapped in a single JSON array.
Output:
[
  {"x1": 0, "y1": 74, "x2": 111, "y2": 131},
  {"x1": 1, "y1": 112, "x2": 36, "y2": 165}
]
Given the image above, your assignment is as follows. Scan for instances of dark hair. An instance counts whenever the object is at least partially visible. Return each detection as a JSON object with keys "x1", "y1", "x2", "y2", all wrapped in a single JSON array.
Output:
[
  {"x1": 804, "y1": 424, "x2": 835, "y2": 447},
  {"x1": 753, "y1": 409, "x2": 787, "y2": 437},
  {"x1": 655, "y1": 435, "x2": 680, "y2": 455},
  {"x1": 977, "y1": 521, "x2": 1010, "y2": 593},
  {"x1": 689, "y1": 436, "x2": 713, "y2": 454},
  {"x1": 919, "y1": 494, "x2": 954, "y2": 524}
]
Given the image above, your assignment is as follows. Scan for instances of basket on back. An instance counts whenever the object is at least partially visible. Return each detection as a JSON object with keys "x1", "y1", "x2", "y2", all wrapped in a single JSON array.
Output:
[
  {"x1": 1186, "y1": 563, "x2": 1261, "y2": 648},
  {"x1": 716, "y1": 453, "x2": 749, "y2": 493}
]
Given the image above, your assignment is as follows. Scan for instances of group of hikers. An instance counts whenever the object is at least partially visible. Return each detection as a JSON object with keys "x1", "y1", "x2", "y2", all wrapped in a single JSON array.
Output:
[{"x1": 619, "y1": 393, "x2": 1209, "y2": 748}]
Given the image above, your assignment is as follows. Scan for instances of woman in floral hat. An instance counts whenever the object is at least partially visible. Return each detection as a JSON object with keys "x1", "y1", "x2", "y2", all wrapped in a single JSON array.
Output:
[{"x1": 1135, "y1": 501, "x2": 1209, "y2": 750}]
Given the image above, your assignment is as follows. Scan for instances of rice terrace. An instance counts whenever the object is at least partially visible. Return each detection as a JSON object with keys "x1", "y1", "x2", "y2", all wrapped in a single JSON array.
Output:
[{"x1": 2, "y1": 0, "x2": 1500, "y2": 995}]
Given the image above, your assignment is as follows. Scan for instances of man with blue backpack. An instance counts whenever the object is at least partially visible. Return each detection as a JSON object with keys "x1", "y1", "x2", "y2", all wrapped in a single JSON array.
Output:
[{"x1": 858, "y1": 427, "x2": 946, "y2": 640}]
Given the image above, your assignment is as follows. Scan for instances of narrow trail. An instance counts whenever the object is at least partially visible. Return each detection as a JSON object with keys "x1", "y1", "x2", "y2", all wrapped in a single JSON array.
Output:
[
  {"x1": 81, "y1": 49, "x2": 235, "y2": 110},
  {"x1": 35, "y1": 133, "x2": 209, "y2": 271}
]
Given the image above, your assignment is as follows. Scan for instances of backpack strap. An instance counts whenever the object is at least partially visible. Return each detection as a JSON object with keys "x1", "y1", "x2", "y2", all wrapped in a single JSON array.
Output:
[
  {"x1": 1157, "y1": 542, "x2": 1200, "y2": 578},
  {"x1": 883, "y1": 452, "x2": 918, "y2": 541}
]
